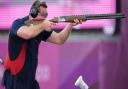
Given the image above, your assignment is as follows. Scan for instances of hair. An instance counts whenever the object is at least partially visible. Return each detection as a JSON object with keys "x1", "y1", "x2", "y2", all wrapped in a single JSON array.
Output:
[{"x1": 31, "y1": 0, "x2": 47, "y2": 9}]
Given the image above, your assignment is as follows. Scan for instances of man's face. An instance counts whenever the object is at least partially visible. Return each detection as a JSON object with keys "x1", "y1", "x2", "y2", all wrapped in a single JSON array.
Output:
[{"x1": 36, "y1": 6, "x2": 48, "y2": 19}]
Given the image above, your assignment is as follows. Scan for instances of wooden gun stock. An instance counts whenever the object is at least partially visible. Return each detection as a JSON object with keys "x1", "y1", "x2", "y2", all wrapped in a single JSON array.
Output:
[{"x1": 25, "y1": 13, "x2": 126, "y2": 26}]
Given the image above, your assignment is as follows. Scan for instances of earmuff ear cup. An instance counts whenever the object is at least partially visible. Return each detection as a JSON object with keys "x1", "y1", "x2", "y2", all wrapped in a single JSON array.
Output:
[{"x1": 30, "y1": 7, "x2": 39, "y2": 18}]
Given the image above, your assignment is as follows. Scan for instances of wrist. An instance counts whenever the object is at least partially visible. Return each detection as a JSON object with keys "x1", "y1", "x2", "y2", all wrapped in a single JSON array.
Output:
[{"x1": 68, "y1": 23, "x2": 74, "y2": 27}]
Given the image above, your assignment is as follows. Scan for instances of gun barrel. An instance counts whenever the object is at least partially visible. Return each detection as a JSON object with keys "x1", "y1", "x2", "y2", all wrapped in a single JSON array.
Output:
[{"x1": 86, "y1": 13, "x2": 126, "y2": 20}]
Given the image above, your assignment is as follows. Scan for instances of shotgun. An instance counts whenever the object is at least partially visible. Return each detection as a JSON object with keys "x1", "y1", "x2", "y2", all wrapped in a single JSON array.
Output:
[{"x1": 25, "y1": 13, "x2": 126, "y2": 26}]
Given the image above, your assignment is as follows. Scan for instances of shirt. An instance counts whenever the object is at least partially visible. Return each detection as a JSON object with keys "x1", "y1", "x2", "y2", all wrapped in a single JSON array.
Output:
[{"x1": 5, "y1": 16, "x2": 53, "y2": 79}]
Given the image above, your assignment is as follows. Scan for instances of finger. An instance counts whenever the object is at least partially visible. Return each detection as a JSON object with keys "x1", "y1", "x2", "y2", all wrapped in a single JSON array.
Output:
[
  {"x1": 80, "y1": 20, "x2": 82, "y2": 24},
  {"x1": 75, "y1": 19, "x2": 79, "y2": 23},
  {"x1": 73, "y1": 19, "x2": 76, "y2": 23}
]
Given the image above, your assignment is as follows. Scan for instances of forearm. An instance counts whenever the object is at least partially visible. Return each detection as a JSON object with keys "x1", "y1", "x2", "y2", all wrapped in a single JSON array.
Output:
[
  {"x1": 58, "y1": 23, "x2": 73, "y2": 43},
  {"x1": 17, "y1": 23, "x2": 46, "y2": 40},
  {"x1": 28, "y1": 23, "x2": 45, "y2": 38}
]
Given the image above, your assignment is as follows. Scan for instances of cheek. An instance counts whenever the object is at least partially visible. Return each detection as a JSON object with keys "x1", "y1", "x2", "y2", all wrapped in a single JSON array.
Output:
[
  {"x1": 36, "y1": 15, "x2": 44, "y2": 19},
  {"x1": 41, "y1": 8, "x2": 47, "y2": 13}
]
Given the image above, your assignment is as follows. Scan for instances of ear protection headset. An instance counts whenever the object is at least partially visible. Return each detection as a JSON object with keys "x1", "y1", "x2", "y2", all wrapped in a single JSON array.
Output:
[{"x1": 30, "y1": 0, "x2": 40, "y2": 18}]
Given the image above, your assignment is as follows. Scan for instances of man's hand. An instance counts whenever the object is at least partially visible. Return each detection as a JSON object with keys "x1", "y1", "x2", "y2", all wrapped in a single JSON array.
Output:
[
  {"x1": 41, "y1": 19, "x2": 56, "y2": 31},
  {"x1": 69, "y1": 19, "x2": 83, "y2": 26}
]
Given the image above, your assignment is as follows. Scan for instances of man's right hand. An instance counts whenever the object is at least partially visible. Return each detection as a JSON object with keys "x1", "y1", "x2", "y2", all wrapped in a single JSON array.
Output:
[{"x1": 41, "y1": 20, "x2": 55, "y2": 31}]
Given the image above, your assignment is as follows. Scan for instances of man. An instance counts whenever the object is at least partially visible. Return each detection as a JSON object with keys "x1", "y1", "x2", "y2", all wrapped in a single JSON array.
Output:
[{"x1": 2, "y1": 0, "x2": 82, "y2": 89}]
